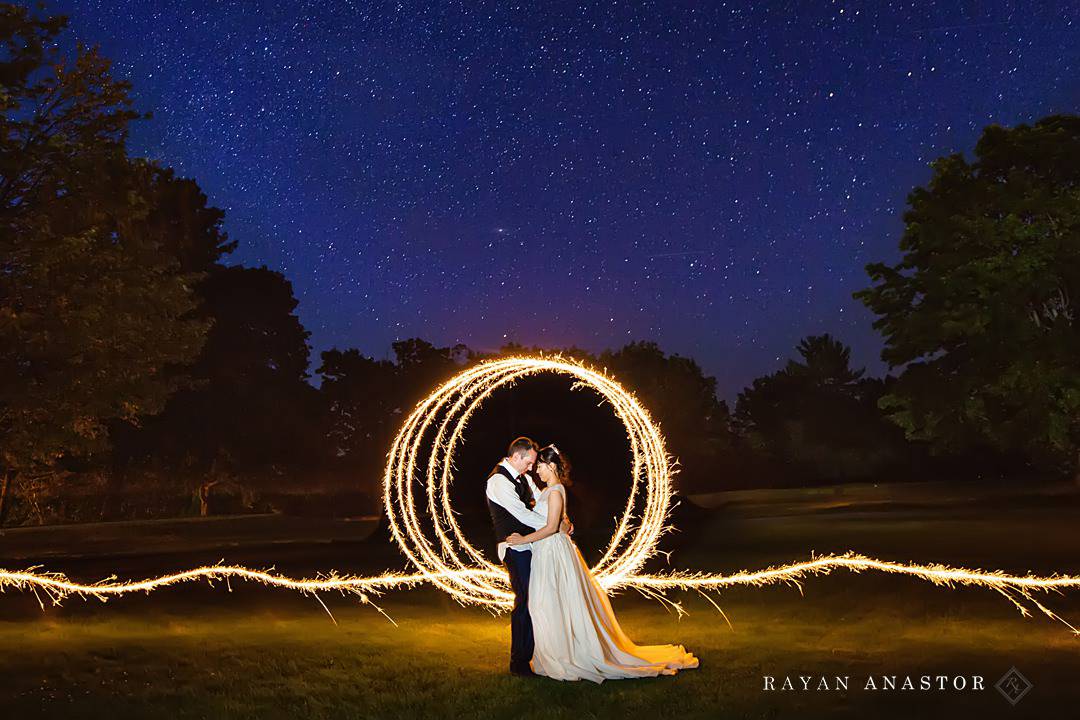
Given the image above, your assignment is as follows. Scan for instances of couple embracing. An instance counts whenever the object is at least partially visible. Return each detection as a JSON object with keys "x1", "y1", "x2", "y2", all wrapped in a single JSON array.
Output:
[{"x1": 484, "y1": 436, "x2": 699, "y2": 683}]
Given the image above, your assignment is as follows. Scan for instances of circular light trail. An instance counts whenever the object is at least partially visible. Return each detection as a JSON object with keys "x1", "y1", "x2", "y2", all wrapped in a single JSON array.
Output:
[{"x1": 383, "y1": 354, "x2": 673, "y2": 608}]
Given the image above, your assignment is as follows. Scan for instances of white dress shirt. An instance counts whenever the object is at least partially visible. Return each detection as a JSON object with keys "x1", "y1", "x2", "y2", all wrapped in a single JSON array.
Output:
[{"x1": 486, "y1": 459, "x2": 546, "y2": 556}]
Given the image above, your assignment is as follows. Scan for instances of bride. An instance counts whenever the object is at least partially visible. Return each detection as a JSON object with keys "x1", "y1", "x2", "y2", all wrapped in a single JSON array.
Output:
[{"x1": 505, "y1": 444, "x2": 699, "y2": 683}]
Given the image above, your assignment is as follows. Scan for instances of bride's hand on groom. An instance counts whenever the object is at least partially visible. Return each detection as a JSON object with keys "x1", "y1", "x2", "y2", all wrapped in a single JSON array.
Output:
[{"x1": 505, "y1": 519, "x2": 571, "y2": 545}]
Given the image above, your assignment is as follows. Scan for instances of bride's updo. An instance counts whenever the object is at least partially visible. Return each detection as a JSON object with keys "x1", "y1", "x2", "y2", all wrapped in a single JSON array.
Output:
[{"x1": 538, "y1": 444, "x2": 572, "y2": 486}]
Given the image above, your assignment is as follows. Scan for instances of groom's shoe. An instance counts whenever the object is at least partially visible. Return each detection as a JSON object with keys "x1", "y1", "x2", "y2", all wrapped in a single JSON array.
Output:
[{"x1": 509, "y1": 663, "x2": 538, "y2": 678}]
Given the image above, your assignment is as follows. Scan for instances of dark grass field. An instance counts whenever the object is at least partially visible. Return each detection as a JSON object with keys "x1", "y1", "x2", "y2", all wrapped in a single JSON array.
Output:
[{"x1": 1, "y1": 482, "x2": 1078, "y2": 719}]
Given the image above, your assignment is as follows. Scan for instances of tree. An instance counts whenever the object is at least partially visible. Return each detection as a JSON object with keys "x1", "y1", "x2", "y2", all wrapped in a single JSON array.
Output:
[
  {"x1": 129, "y1": 165, "x2": 236, "y2": 274},
  {"x1": 0, "y1": 5, "x2": 209, "y2": 523},
  {"x1": 599, "y1": 341, "x2": 731, "y2": 490},
  {"x1": 318, "y1": 349, "x2": 399, "y2": 460},
  {"x1": 600, "y1": 341, "x2": 728, "y2": 438},
  {"x1": 783, "y1": 334, "x2": 864, "y2": 387},
  {"x1": 853, "y1": 115, "x2": 1080, "y2": 480},
  {"x1": 734, "y1": 334, "x2": 908, "y2": 481},
  {"x1": 125, "y1": 266, "x2": 318, "y2": 482},
  {"x1": 391, "y1": 337, "x2": 469, "y2": 407}
]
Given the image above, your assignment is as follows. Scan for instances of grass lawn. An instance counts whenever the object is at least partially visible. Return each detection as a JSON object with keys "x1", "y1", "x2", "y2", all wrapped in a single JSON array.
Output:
[{"x1": 2, "y1": 484, "x2": 1078, "y2": 719}]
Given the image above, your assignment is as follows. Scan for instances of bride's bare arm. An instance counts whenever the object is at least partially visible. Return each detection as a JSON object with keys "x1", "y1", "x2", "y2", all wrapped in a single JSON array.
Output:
[{"x1": 506, "y1": 490, "x2": 564, "y2": 545}]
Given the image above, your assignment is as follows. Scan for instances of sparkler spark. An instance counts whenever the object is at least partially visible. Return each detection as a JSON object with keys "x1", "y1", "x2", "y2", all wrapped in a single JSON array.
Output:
[{"x1": 1, "y1": 355, "x2": 1078, "y2": 635}]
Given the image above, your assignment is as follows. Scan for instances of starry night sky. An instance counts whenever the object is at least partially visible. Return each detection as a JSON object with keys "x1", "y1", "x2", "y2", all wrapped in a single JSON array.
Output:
[{"x1": 51, "y1": 1, "x2": 1078, "y2": 400}]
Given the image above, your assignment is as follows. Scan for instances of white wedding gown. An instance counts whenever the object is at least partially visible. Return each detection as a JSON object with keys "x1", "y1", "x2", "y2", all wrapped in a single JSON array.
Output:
[{"x1": 528, "y1": 483, "x2": 699, "y2": 683}]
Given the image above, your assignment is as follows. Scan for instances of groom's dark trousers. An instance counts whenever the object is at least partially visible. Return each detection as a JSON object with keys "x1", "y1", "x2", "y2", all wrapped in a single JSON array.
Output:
[{"x1": 504, "y1": 548, "x2": 534, "y2": 672}]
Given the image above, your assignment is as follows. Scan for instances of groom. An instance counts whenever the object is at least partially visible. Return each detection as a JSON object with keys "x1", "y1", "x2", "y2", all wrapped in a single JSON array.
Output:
[{"x1": 485, "y1": 436, "x2": 571, "y2": 676}]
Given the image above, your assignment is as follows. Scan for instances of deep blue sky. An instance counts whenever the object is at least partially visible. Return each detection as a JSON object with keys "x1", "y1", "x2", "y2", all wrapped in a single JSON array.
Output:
[{"x1": 52, "y1": 1, "x2": 1078, "y2": 400}]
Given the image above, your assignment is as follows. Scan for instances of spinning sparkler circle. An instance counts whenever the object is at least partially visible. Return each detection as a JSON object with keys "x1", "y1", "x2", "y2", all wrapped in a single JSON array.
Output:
[{"x1": 382, "y1": 355, "x2": 675, "y2": 608}]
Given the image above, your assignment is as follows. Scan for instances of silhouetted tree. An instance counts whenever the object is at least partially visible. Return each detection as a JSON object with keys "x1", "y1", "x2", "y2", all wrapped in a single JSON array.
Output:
[
  {"x1": 131, "y1": 266, "x2": 318, "y2": 481},
  {"x1": 102, "y1": 161, "x2": 240, "y2": 513},
  {"x1": 392, "y1": 337, "x2": 470, "y2": 407},
  {"x1": 319, "y1": 348, "x2": 398, "y2": 462},
  {"x1": 854, "y1": 115, "x2": 1080, "y2": 481},
  {"x1": 598, "y1": 341, "x2": 731, "y2": 489},
  {"x1": 784, "y1": 335, "x2": 864, "y2": 387},
  {"x1": 0, "y1": 5, "x2": 209, "y2": 523},
  {"x1": 734, "y1": 334, "x2": 908, "y2": 482},
  {"x1": 131, "y1": 165, "x2": 237, "y2": 273}
]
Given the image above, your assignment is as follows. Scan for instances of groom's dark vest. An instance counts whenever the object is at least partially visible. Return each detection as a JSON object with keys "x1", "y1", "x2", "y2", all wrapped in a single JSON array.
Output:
[{"x1": 486, "y1": 465, "x2": 534, "y2": 546}]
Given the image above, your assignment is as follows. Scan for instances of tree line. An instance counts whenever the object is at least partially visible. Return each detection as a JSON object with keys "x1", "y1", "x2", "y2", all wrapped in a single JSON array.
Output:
[{"x1": 2, "y1": 4, "x2": 1077, "y2": 526}]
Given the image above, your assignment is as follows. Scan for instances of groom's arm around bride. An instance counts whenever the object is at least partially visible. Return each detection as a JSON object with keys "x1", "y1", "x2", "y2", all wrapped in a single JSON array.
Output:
[{"x1": 486, "y1": 468, "x2": 572, "y2": 559}]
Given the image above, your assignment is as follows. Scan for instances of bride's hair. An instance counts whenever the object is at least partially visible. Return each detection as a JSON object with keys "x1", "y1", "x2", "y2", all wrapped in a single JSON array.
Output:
[{"x1": 537, "y1": 444, "x2": 572, "y2": 486}]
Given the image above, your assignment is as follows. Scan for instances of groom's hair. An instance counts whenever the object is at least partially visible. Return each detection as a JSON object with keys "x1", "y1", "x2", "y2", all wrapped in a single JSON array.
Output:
[{"x1": 506, "y1": 436, "x2": 539, "y2": 458}]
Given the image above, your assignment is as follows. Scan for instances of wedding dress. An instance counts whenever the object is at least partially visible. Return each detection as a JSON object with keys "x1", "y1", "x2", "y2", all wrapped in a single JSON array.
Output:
[{"x1": 528, "y1": 483, "x2": 699, "y2": 682}]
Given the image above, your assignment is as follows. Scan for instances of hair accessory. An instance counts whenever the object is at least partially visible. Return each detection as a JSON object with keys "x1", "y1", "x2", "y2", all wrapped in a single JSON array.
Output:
[{"x1": 549, "y1": 444, "x2": 560, "y2": 456}]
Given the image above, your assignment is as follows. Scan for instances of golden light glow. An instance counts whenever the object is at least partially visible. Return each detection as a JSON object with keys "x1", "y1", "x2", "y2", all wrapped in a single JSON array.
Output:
[
  {"x1": 383, "y1": 355, "x2": 674, "y2": 607},
  {"x1": 1, "y1": 354, "x2": 1078, "y2": 634}
]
